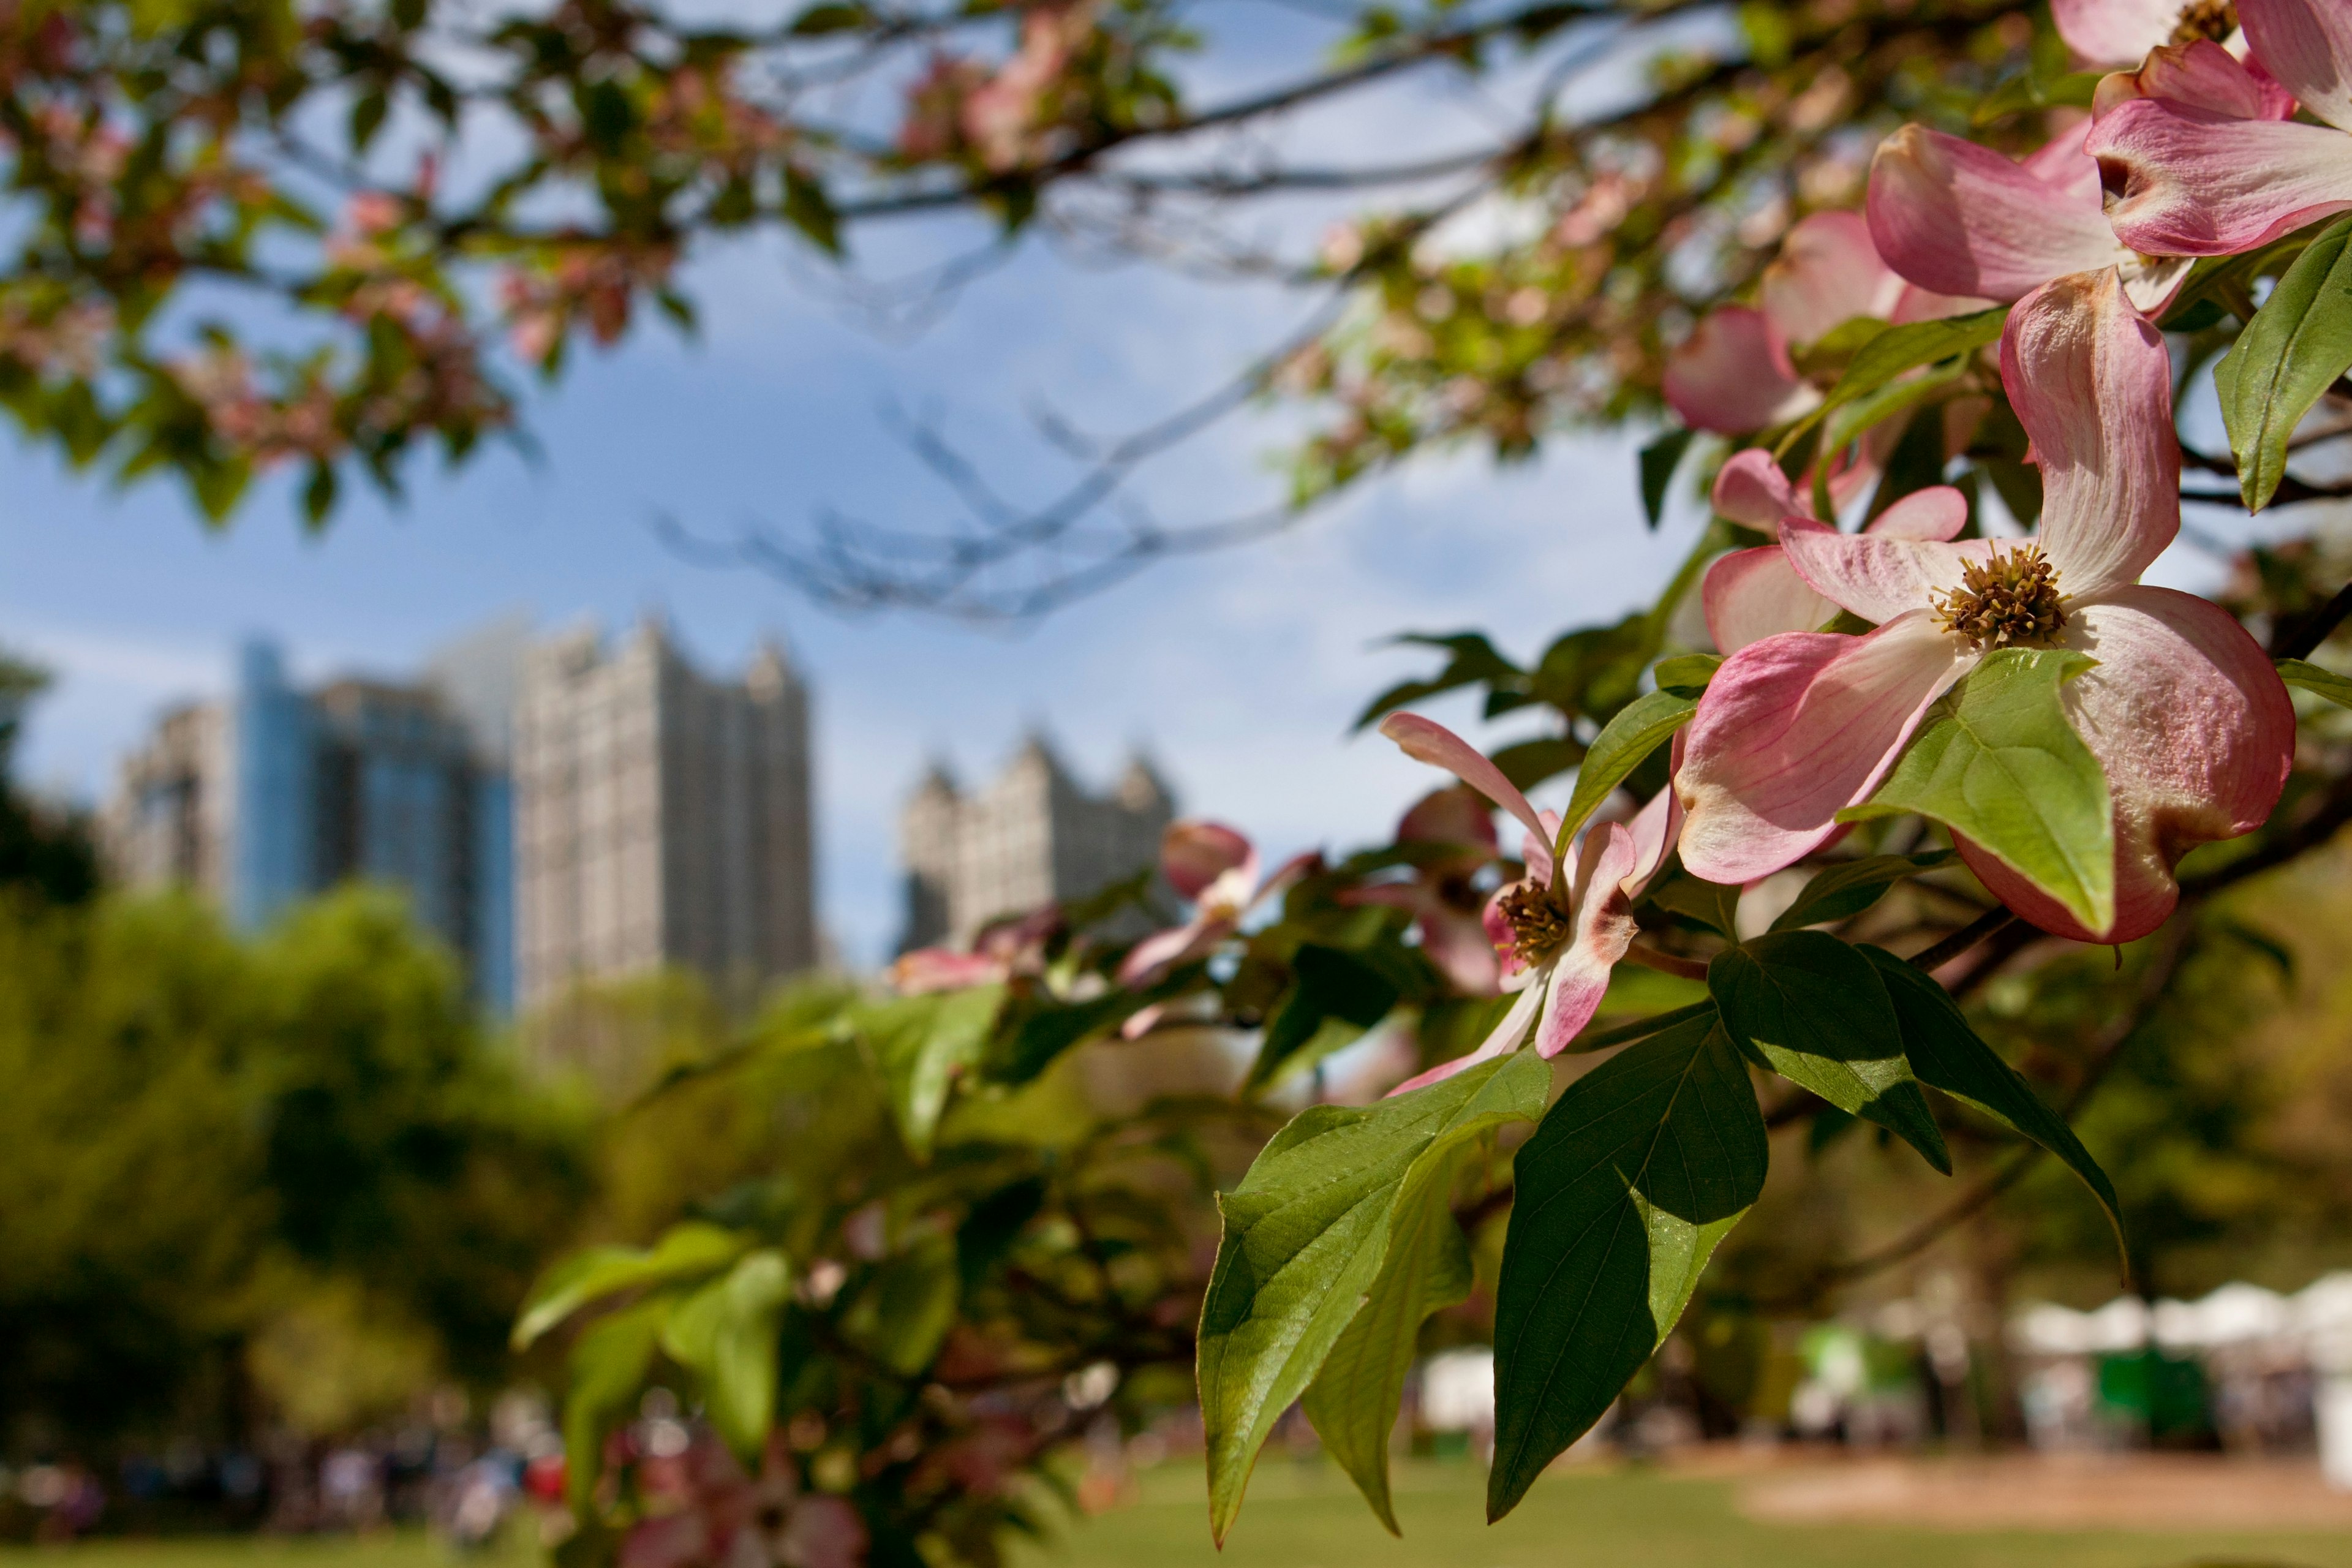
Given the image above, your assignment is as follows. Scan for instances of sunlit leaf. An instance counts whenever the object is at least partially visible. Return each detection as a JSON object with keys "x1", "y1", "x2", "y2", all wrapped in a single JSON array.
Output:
[{"x1": 2215, "y1": 214, "x2": 2352, "y2": 512}]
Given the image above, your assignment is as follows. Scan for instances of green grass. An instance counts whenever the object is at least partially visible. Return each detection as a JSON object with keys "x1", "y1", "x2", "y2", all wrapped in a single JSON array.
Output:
[
  {"x1": 11, "y1": 1464, "x2": 2349, "y2": 1568},
  {"x1": 1020, "y1": 1459, "x2": 2352, "y2": 1568}
]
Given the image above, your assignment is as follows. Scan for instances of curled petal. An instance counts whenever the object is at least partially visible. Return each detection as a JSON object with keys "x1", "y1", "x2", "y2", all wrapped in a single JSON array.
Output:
[
  {"x1": 891, "y1": 948, "x2": 1010, "y2": 995},
  {"x1": 2000, "y1": 271, "x2": 2179, "y2": 597},
  {"x1": 1248, "y1": 850, "x2": 1324, "y2": 914},
  {"x1": 1623, "y1": 747, "x2": 1686, "y2": 895},
  {"x1": 1678, "y1": 616, "x2": 1975, "y2": 884},
  {"x1": 2054, "y1": 0, "x2": 2191, "y2": 65},
  {"x1": 1115, "y1": 914, "x2": 1232, "y2": 987},
  {"x1": 1868, "y1": 125, "x2": 2151, "y2": 307},
  {"x1": 1398, "y1": 783, "x2": 1500, "y2": 853},
  {"x1": 1866, "y1": 485, "x2": 1972, "y2": 542},
  {"x1": 1381, "y1": 713, "x2": 1550, "y2": 848},
  {"x1": 2094, "y1": 38, "x2": 2300, "y2": 118},
  {"x1": 2087, "y1": 101, "x2": 2352, "y2": 255},
  {"x1": 1711, "y1": 447, "x2": 1807, "y2": 527},
  {"x1": 1966, "y1": 587, "x2": 2294, "y2": 942},
  {"x1": 1664, "y1": 307, "x2": 1820, "y2": 433},
  {"x1": 2241, "y1": 0, "x2": 2352, "y2": 132},
  {"x1": 1161, "y1": 820, "x2": 1254, "y2": 901},
  {"x1": 1705, "y1": 547, "x2": 1839, "y2": 655},
  {"x1": 1759, "y1": 211, "x2": 1909, "y2": 347},
  {"x1": 1779, "y1": 513, "x2": 1995, "y2": 624},
  {"x1": 1386, "y1": 982, "x2": 1544, "y2": 1096},
  {"x1": 1534, "y1": 822, "x2": 1646, "y2": 1058}
]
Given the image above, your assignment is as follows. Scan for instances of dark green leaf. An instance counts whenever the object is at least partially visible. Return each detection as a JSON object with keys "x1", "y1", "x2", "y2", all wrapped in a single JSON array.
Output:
[
  {"x1": 1638, "y1": 427, "x2": 1695, "y2": 530},
  {"x1": 790, "y1": 1, "x2": 867, "y2": 32},
  {"x1": 1645, "y1": 864, "x2": 1741, "y2": 938},
  {"x1": 1199, "y1": 1052, "x2": 1550, "y2": 1542},
  {"x1": 2215, "y1": 213, "x2": 2352, "y2": 511},
  {"x1": 1840, "y1": 648, "x2": 2113, "y2": 934},
  {"x1": 1488, "y1": 1018, "x2": 1764, "y2": 1519},
  {"x1": 1860, "y1": 948, "x2": 2124, "y2": 1268},
  {"x1": 845, "y1": 1235, "x2": 959, "y2": 1377},
  {"x1": 1709, "y1": 932, "x2": 1948, "y2": 1172},
  {"x1": 2278, "y1": 657, "x2": 2352, "y2": 709},
  {"x1": 1251, "y1": 944, "x2": 1403, "y2": 1090},
  {"x1": 660, "y1": 1251, "x2": 792, "y2": 1460},
  {"x1": 1300, "y1": 1148, "x2": 1475, "y2": 1534},
  {"x1": 783, "y1": 169, "x2": 842, "y2": 255},
  {"x1": 1352, "y1": 633, "x2": 1524, "y2": 731},
  {"x1": 1770, "y1": 851, "x2": 1957, "y2": 932},
  {"x1": 1970, "y1": 68, "x2": 2100, "y2": 125},
  {"x1": 1555, "y1": 688, "x2": 1697, "y2": 852},
  {"x1": 1490, "y1": 736, "x2": 1584, "y2": 791}
]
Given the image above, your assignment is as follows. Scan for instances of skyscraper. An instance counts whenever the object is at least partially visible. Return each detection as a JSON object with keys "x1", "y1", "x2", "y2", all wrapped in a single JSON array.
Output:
[
  {"x1": 513, "y1": 619, "x2": 816, "y2": 1012},
  {"x1": 898, "y1": 735, "x2": 1173, "y2": 951},
  {"x1": 102, "y1": 636, "x2": 516, "y2": 1006}
]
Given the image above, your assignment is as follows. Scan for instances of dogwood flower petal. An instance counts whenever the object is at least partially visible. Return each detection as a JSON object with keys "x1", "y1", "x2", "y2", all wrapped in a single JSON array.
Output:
[
  {"x1": 1712, "y1": 447, "x2": 1806, "y2": 527},
  {"x1": 2054, "y1": 0, "x2": 2195, "y2": 64},
  {"x1": 1677, "y1": 616, "x2": 1975, "y2": 884},
  {"x1": 1387, "y1": 982, "x2": 1544, "y2": 1095},
  {"x1": 2093, "y1": 37, "x2": 2299, "y2": 118},
  {"x1": 1663, "y1": 307, "x2": 1820, "y2": 432},
  {"x1": 1956, "y1": 587, "x2": 2294, "y2": 941},
  {"x1": 1779, "y1": 511, "x2": 1997, "y2": 625},
  {"x1": 2088, "y1": 101, "x2": 2352, "y2": 256},
  {"x1": 1867, "y1": 485, "x2": 1973, "y2": 541},
  {"x1": 1398, "y1": 784, "x2": 1499, "y2": 853},
  {"x1": 1116, "y1": 913, "x2": 1234, "y2": 987},
  {"x1": 2241, "y1": 0, "x2": 2352, "y2": 132},
  {"x1": 2000, "y1": 270, "x2": 2179, "y2": 597},
  {"x1": 1867, "y1": 124, "x2": 2191, "y2": 314},
  {"x1": 1705, "y1": 548, "x2": 1841, "y2": 654},
  {"x1": 1760, "y1": 211, "x2": 1910, "y2": 347},
  {"x1": 1381, "y1": 712, "x2": 1551, "y2": 847},
  {"x1": 1160, "y1": 820, "x2": 1253, "y2": 901},
  {"x1": 1532, "y1": 821, "x2": 1646, "y2": 1058}
]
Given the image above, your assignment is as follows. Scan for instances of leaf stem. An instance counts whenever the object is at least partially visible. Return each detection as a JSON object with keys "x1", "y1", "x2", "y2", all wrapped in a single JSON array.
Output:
[
  {"x1": 1907, "y1": 908, "x2": 2015, "y2": 974},
  {"x1": 1622, "y1": 943, "x2": 1709, "y2": 981}
]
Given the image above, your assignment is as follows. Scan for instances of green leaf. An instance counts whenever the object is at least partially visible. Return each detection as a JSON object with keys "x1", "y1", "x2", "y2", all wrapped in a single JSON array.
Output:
[
  {"x1": 2215, "y1": 213, "x2": 2352, "y2": 511},
  {"x1": 1645, "y1": 864, "x2": 1742, "y2": 938},
  {"x1": 1839, "y1": 647, "x2": 2113, "y2": 934},
  {"x1": 1708, "y1": 931, "x2": 1949, "y2": 1173},
  {"x1": 2278, "y1": 657, "x2": 2352, "y2": 709},
  {"x1": 1812, "y1": 355, "x2": 1975, "y2": 519},
  {"x1": 1352, "y1": 632, "x2": 1525, "y2": 731},
  {"x1": 854, "y1": 984, "x2": 1005, "y2": 1157},
  {"x1": 1199, "y1": 1052, "x2": 1550, "y2": 1543},
  {"x1": 1859, "y1": 947, "x2": 2124, "y2": 1268},
  {"x1": 1301, "y1": 1148, "x2": 1476, "y2": 1534},
  {"x1": 562, "y1": 1298, "x2": 669, "y2": 1510},
  {"x1": 1639, "y1": 428, "x2": 1696, "y2": 530},
  {"x1": 1770, "y1": 851, "x2": 1957, "y2": 932},
  {"x1": 1251, "y1": 944, "x2": 1403, "y2": 1090},
  {"x1": 1487, "y1": 1017, "x2": 1765, "y2": 1520},
  {"x1": 1971, "y1": 68, "x2": 2100, "y2": 126},
  {"x1": 1652, "y1": 654, "x2": 1722, "y2": 696},
  {"x1": 844, "y1": 1235, "x2": 960, "y2": 1378},
  {"x1": 514, "y1": 1221, "x2": 748, "y2": 1349},
  {"x1": 1782, "y1": 307, "x2": 2008, "y2": 465},
  {"x1": 1555, "y1": 688, "x2": 1697, "y2": 853},
  {"x1": 660, "y1": 1251, "x2": 793, "y2": 1461}
]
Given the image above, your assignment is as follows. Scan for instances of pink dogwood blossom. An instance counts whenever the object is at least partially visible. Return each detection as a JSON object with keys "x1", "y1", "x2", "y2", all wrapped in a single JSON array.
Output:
[
  {"x1": 1866, "y1": 121, "x2": 2192, "y2": 313},
  {"x1": 2085, "y1": 23, "x2": 2329, "y2": 257},
  {"x1": 1662, "y1": 212, "x2": 1978, "y2": 436},
  {"x1": 1376, "y1": 714, "x2": 1679, "y2": 1093},
  {"x1": 1676, "y1": 269, "x2": 2294, "y2": 943},
  {"x1": 1340, "y1": 786, "x2": 1504, "y2": 995},
  {"x1": 1116, "y1": 821, "x2": 1316, "y2": 986},
  {"x1": 2051, "y1": 0, "x2": 2240, "y2": 67}
]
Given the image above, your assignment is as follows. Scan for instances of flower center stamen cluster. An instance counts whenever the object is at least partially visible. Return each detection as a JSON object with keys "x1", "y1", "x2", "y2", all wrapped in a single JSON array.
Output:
[
  {"x1": 1931, "y1": 544, "x2": 2068, "y2": 650},
  {"x1": 2169, "y1": 0, "x2": 2237, "y2": 43},
  {"x1": 1498, "y1": 881, "x2": 1572, "y2": 966}
]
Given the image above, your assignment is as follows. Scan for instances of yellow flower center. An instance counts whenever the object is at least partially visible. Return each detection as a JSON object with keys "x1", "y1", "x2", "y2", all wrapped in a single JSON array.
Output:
[
  {"x1": 2169, "y1": 0, "x2": 2236, "y2": 44},
  {"x1": 1931, "y1": 544, "x2": 2069, "y2": 651},
  {"x1": 1498, "y1": 881, "x2": 1572, "y2": 967}
]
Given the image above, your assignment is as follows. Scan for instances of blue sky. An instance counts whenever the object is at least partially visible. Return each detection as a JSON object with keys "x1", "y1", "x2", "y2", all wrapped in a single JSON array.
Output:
[{"x1": 0, "y1": 9, "x2": 2264, "y2": 967}]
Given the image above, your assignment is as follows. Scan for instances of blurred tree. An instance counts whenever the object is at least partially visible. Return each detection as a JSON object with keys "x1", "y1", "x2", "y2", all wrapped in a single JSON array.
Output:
[
  {"x1": 0, "y1": 651, "x2": 97, "y2": 905},
  {"x1": 0, "y1": 886, "x2": 592, "y2": 1455}
]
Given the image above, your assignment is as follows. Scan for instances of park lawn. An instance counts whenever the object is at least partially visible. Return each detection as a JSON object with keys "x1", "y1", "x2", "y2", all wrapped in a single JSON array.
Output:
[
  {"x1": 12, "y1": 1463, "x2": 2352, "y2": 1568},
  {"x1": 1023, "y1": 1458, "x2": 2352, "y2": 1568}
]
